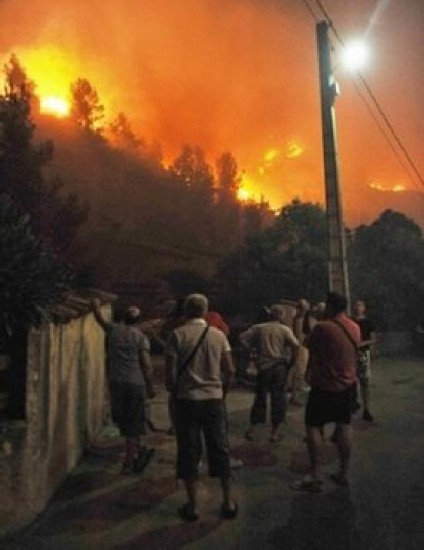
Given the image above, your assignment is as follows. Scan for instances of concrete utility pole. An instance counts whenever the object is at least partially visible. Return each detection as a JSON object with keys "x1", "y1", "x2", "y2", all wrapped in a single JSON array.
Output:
[{"x1": 316, "y1": 20, "x2": 350, "y2": 308}]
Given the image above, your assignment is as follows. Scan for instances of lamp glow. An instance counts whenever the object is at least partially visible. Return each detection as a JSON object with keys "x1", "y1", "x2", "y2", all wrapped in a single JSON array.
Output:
[{"x1": 341, "y1": 40, "x2": 369, "y2": 72}]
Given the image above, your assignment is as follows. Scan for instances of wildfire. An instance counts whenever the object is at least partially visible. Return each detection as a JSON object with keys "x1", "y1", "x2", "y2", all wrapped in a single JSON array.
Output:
[
  {"x1": 368, "y1": 181, "x2": 406, "y2": 193},
  {"x1": 264, "y1": 148, "x2": 279, "y2": 164},
  {"x1": 237, "y1": 187, "x2": 251, "y2": 202},
  {"x1": 285, "y1": 139, "x2": 304, "y2": 159},
  {"x1": 40, "y1": 96, "x2": 70, "y2": 118}
]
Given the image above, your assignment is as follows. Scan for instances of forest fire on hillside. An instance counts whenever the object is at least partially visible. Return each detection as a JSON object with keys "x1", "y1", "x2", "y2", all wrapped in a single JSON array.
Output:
[{"x1": 0, "y1": 0, "x2": 422, "y2": 225}]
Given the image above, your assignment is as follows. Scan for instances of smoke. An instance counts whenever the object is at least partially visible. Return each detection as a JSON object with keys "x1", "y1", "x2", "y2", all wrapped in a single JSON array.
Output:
[{"x1": 1, "y1": 0, "x2": 423, "y2": 224}]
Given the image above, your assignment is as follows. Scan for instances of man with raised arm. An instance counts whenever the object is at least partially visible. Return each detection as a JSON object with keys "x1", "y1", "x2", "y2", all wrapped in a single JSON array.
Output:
[{"x1": 91, "y1": 298, "x2": 155, "y2": 474}]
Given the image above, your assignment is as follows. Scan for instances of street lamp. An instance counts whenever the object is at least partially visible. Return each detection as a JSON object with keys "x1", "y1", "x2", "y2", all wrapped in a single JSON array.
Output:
[{"x1": 316, "y1": 20, "x2": 350, "y2": 307}]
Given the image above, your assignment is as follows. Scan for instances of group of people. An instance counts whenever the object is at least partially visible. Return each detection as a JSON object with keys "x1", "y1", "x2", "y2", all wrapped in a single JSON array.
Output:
[{"x1": 90, "y1": 289, "x2": 377, "y2": 519}]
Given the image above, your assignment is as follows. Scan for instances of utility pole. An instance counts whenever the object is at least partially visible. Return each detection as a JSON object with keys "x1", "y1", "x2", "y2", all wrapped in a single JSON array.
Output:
[{"x1": 316, "y1": 20, "x2": 350, "y2": 308}]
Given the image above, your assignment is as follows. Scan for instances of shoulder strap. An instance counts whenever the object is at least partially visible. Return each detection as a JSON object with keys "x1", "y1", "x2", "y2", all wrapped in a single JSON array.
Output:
[
  {"x1": 331, "y1": 319, "x2": 358, "y2": 353},
  {"x1": 176, "y1": 326, "x2": 209, "y2": 383}
]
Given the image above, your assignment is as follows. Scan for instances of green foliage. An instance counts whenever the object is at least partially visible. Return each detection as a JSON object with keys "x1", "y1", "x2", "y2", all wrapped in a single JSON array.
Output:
[
  {"x1": 0, "y1": 194, "x2": 70, "y2": 337},
  {"x1": 216, "y1": 199, "x2": 328, "y2": 314},
  {"x1": 349, "y1": 209, "x2": 424, "y2": 330}
]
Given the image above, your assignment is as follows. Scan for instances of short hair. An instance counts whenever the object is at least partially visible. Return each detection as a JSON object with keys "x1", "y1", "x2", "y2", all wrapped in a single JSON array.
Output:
[
  {"x1": 326, "y1": 291, "x2": 347, "y2": 314},
  {"x1": 125, "y1": 305, "x2": 141, "y2": 325},
  {"x1": 270, "y1": 304, "x2": 285, "y2": 322},
  {"x1": 183, "y1": 293, "x2": 208, "y2": 319}
]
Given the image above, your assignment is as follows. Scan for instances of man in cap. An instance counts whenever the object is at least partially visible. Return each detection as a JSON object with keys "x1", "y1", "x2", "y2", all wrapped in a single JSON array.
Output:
[
  {"x1": 92, "y1": 298, "x2": 156, "y2": 474},
  {"x1": 240, "y1": 304, "x2": 299, "y2": 443}
]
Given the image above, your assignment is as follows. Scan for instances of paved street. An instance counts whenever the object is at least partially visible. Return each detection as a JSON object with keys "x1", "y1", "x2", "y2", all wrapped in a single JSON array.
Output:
[{"x1": 2, "y1": 357, "x2": 424, "y2": 549}]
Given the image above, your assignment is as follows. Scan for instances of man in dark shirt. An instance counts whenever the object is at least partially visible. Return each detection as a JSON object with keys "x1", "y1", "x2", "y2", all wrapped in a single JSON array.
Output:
[{"x1": 353, "y1": 300, "x2": 377, "y2": 421}]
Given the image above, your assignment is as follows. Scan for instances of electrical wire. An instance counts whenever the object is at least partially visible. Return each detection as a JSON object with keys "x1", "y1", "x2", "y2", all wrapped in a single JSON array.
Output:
[
  {"x1": 300, "y1": 0, "x2": 319, "y2": 22},
  {"x1": 308, "y1": 0, "x2": 424, "y2": 191}
]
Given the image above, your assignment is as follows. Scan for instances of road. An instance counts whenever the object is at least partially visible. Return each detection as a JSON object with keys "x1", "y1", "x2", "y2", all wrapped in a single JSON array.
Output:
[{"x1": 2, "y1": 357, "x2": 424, "y2": 549}]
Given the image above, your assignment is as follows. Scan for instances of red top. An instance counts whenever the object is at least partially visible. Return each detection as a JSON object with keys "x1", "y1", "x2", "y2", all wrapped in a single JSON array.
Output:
[
  {"x1": 204, "y1": 311, "x2": 230, "y2": 336},
  {"x1": 306, "y1": 313, "x2": 360, "y2": 392}
]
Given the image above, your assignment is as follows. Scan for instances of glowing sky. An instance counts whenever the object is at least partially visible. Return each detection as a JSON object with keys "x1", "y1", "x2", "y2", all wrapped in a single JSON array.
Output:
[{"x1": 1, "y1": 0, "x2": 423, "y2": 225}]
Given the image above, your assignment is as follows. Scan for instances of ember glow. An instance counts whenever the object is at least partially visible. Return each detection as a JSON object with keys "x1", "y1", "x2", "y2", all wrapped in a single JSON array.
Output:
[{"x1": 368, "y1": 181, "x2": 407, "y2": 193}]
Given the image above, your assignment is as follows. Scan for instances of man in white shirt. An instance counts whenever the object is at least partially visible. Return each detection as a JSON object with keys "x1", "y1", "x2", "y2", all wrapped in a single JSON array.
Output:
[
  {"x1": 240, "y1": 304, "x2": 299, "y2": 443},
  {"x1": 165, "y1": 293, "x2": 237, "y2": 522}
]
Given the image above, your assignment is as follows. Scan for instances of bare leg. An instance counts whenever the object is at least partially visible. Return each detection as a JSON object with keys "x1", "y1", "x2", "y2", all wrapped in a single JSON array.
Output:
[
  {"x1": 360, "y1": 378, "x2": 370, "y2": 411},
  {"x1": 270, "y1": 424, "x2": 282, "y2": 442},
  {"x1": 220, "y1": 476, "x2": 232, "y2": 509},
  {"x1": 336, "y1": 423, "x2": 352, "y2": 479},
  {"x1": 184, "y1": 479, "x2": 199, "y2": 515},
  {"x1": 305, "y1": 425, "x2": 324, "y2": 480}
]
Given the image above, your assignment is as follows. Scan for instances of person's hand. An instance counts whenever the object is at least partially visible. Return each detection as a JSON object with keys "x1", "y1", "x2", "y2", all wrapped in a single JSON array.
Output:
[{"x1": 91, "y1": 297, "x2": 101, "y2": 309}]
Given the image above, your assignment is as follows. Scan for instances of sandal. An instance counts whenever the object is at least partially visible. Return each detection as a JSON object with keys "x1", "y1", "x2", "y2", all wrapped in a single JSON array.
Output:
[
  {"x1": 290, "y1": 477, "x2": 323, "y2": 492},
  {"x1": 329, "y1": 473, "x2": 349, "y2": 486},
  {"x1": 220, "y1": 502, "x2": 238, "y2": 519},
  {"x1": 178, "y1": 503, "x2": 199, "y2": 522}
]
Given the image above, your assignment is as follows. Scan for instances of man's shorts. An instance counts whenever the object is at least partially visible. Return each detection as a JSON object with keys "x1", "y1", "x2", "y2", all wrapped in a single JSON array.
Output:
[
  {"x1": 175, "y1": 398, "x2": 230, "y2": 481},
  {"x1": 357, "y1": 349, "x2": 371, "y2": 380},
  {"x1": 109, "y1": 381, "x2": 146, "y2": 437},
  {"x1": 305, "y1": 386, "x2": 352, "y2": 427}
]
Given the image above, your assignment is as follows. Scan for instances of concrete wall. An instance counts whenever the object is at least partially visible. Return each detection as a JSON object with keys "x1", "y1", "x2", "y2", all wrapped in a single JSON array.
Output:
[{"x1": 0, "y1": 305, "x2": 110, "y2": 529}]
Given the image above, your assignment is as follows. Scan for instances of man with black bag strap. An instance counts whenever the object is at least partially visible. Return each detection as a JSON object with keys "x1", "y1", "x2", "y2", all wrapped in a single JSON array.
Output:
[
  {"x1": 291, "y1": 292, "x2": 360, "y2": 491},
  {"x1": 164, "y1": 293, "x2": 237, "y2": 522}
]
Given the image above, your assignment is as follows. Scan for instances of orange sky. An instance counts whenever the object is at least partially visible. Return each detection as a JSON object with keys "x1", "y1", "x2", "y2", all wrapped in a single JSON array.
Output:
[{"x1": 1, "y1": 0, "x2": 423, "y2": 226}]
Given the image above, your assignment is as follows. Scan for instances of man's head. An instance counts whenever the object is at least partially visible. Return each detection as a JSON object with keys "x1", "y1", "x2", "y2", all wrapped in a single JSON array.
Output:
[
  {"x1": 297, "y1": 298, "x2": 310, "y2": 313},
  {"x1": 270, "y1": 304, "x2": 286, "y2": 323},
  {"x1": 183, "y1": 293, "x2": 209, "y2": 319},
  {"x1": 325, "y1": 292, "x2": 347, "y2": 317},
  {"x1": 353, "y1": 300, "x2": 366, "y2": 317},
  {"x1": 124, "y1": 305, "x2": 141, "y2": 325}
]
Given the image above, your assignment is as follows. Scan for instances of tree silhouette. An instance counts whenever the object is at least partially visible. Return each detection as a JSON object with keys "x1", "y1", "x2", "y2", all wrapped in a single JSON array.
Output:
[
  {"x1": 0, "y1": 194, "x2": 70, "y2": 337},
  {"x1": 70, "y1": 78, "x2": 104, "y2": 132},
  {"x1": 109, "y1": 112, "x2": 142, "y2": 149},
  {"x1": 216, "y1": 151, "x2": 240, "y2": 203},
  {"x1": 0, "y1": 82, "x2": 87, "y2": 253},
  {"x1": 349, "y1": 209, "x2": 424, "y2": 330}
]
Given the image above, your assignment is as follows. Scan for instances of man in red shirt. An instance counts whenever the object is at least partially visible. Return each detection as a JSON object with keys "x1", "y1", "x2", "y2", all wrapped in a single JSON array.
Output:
[{"x1": 291, "y1": 292, "x2": 360, "y2": 491}]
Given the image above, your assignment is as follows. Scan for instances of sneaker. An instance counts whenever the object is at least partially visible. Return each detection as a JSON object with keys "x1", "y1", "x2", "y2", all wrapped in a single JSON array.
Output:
[
  {"x1": 363, "y1": 409, "x2": 374, "y2": 422},
  {"x1": 230, "y1": 458, "x2": 244, "y2": 469},
  {"x1": 133, "y1": 447, "x2": 155, "y2": 473}
]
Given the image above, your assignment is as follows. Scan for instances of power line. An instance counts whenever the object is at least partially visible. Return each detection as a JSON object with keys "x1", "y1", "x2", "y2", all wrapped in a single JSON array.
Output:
[
  {"x1": 300, "y1": 0, "x2": 319, "y2": 22},
  {"x1": 309, "y1": 0, "x2": 424, "y2": 191}
]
